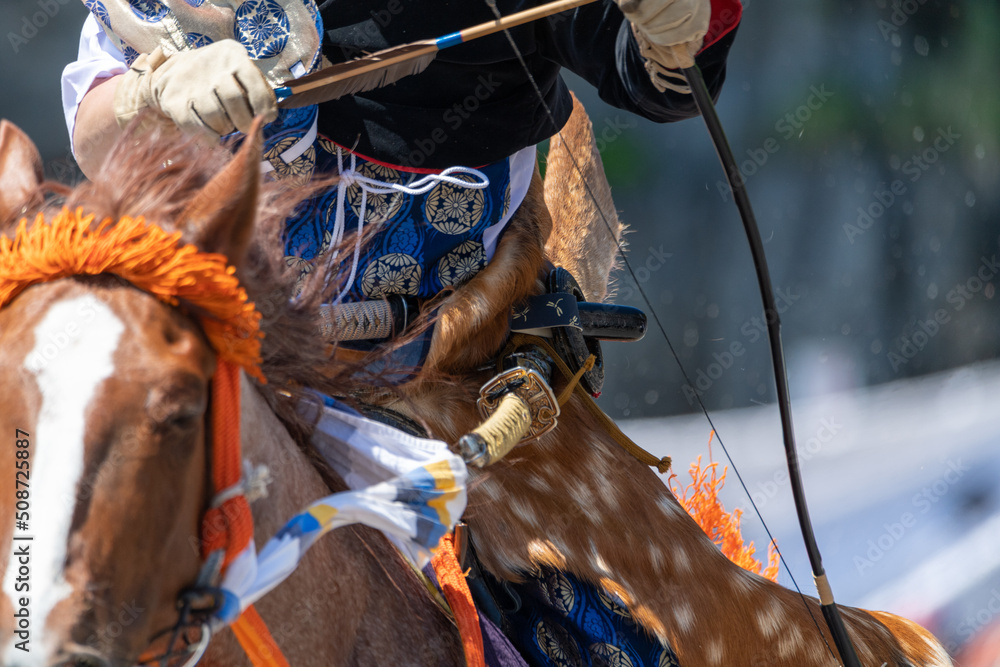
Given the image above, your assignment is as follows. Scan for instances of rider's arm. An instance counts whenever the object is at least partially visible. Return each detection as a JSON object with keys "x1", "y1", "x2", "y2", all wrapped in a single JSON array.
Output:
[
  {"x1": 538, "y1": 0, "x2": 741, "y2": 122},
  {"x1": 61, "y1": 14, "x2": 127, "y2": 179},
  {"x1": 73, "y1": 77, "x2": 124, "y2": 180}
]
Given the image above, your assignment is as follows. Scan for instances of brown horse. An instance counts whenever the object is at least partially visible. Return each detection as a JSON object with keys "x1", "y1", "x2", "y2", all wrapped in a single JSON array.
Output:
[
  {"x1": 380, "y1": 96, "x2": 954, "y2": 666},
  {"x1": 0, "y1": 120, "x2": 464, "y2": 667}
]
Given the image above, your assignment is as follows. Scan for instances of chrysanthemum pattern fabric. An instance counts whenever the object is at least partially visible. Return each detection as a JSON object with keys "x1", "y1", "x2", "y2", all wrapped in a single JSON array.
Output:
[
  {"x1": 282, "y1": 143, "x2": 512, "y2": 301},
  {"x1": 505, "y1": 569, "x2": 683, "y2": 667},
  {"x1": 80, "y1": 0, "x2": 322, "y2": 84}
]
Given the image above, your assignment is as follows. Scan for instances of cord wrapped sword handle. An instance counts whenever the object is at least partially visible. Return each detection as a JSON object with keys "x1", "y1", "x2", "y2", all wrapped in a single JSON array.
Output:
[
  {"x1": 318, "y1": 295, "x2": 415, "y2": 341},
  {"x1": 457, "y1": 393, "x2": 532, "y2": 467},
  {"x1": 457, "y1": 363, "x2": 560, "y2": 467}
]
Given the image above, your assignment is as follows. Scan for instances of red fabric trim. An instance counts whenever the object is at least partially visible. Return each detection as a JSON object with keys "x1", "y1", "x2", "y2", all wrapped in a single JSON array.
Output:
[
  {"x1": 319, "y1": 136, "x2": 492, "y2": 174},
  {"x1": 701, "y1": 0, "x2": 743, "y2": 52}
]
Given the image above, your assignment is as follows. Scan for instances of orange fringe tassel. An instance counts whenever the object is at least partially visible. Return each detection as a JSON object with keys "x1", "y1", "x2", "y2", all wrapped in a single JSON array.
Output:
[
  {"x1": 0, "y1": 208, "x2": 263, "y2": 379},
  {"x1": 0, "y1": 210, "x2": 286, "y2": 665},
  {"x1": 670, "y1": 432, "x2": 780, "y2": 582}
]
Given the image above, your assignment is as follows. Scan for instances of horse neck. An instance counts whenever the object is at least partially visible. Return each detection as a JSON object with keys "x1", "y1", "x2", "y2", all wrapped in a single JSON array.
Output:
[
  {"x1": 461, "y1": 394, "x2": 933, "y2": 666},
  {"x1": 199, "y1": 375, "x2": 463, "y2": 667}
]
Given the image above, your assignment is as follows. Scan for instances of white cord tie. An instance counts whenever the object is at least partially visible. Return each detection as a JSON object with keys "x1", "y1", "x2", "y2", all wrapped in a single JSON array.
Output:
[
  {"x1": 328, "y1": 147, "x2": 490, "y2": 304},
  {"x1": 210, "y1": 460, "x2": 271, "y2": 508}
]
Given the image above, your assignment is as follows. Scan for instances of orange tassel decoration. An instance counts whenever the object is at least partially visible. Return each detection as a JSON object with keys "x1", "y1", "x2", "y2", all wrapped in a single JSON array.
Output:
[
  {"x1": 0, "y1": 208, "x2": 263, "y2": 379},
  {"x1": 670, "y1": 432, "x2": 780, "y2": 582}
]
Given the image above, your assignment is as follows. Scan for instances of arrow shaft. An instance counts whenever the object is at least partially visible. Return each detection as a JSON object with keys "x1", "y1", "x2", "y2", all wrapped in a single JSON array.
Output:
[
  {"x1": 277, "y1": 0, "x2": 598, "y2": 102},
  {"x1": 456, "y1": 0, "x2": 596, "y2": 42}
]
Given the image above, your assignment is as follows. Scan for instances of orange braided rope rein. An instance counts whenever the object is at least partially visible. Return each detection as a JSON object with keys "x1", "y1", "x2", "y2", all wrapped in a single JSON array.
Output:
[
  {"x1": 202, "y1": 359, "x2": 257, "y2": 568},
  {"x1": 232, "y1": 606, "x2": 292, "y2": 667}
]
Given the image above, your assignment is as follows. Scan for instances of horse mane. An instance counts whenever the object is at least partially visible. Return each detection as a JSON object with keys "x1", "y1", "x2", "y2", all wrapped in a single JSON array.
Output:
[
  {"x1": 543, "y1": 93, "x2": 625, "y2": 303},
  {"x1": 14, "y1": 124, "x2": 365, "y2": 443}
]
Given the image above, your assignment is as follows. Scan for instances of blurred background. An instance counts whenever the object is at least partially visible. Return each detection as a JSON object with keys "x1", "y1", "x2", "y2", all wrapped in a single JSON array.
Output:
[{"x1": 1, "y1": 0, "x2": 997, "y2": 662}]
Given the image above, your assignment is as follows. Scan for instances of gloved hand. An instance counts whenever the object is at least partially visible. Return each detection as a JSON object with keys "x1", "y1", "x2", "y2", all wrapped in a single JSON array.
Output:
[
  {"x1": 113, "y1": 40, "x2": 278, "y2": 139},
  {"x1": 616, "y1": 0, "x2": 711, "y2": 92}
]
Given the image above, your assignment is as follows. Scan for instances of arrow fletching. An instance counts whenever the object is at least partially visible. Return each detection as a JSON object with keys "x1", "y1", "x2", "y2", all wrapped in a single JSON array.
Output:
[{"x1": 277, "y1": 42, "x2": 438, "y2": 108}]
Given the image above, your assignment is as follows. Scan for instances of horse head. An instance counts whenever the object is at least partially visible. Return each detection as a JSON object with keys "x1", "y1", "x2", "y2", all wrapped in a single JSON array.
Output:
[{"x1": 0, "y1": 119, "x2": 264, "y2": 667}]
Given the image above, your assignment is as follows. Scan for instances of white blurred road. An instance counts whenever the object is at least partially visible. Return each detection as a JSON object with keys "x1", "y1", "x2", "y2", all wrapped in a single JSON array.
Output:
[{"x1": 620, "y1": 361, "x2": 1000, "y2": 656}]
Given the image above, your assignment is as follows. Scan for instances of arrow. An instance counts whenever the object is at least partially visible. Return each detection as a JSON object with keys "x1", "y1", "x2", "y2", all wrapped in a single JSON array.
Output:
[{"x1": 275, "y1": 0, "x2": 599, "y2": 108}]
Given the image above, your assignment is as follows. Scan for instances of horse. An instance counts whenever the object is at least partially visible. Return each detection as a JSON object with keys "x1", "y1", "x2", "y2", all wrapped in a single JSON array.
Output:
[
  {"x1": 374, "y1": 95, "x2": 954, "y2": 666},
  {"x1": 0, "y1": 119, "x2": 465, "y2": 667}
]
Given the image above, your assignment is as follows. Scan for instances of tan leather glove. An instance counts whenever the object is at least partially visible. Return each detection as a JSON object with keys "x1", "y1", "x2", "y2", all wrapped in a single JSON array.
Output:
[
  {"x1": 113, "y1": 40, "x2": 278, "y2": 139},
  {"x1": 617, "y1": 0, "x2": 711, "y2": 92}
]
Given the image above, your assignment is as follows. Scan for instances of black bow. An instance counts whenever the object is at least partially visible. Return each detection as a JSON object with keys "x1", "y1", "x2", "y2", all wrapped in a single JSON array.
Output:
[{"x1": 480, "y1": 1, "x2": 863, "y2": 663}]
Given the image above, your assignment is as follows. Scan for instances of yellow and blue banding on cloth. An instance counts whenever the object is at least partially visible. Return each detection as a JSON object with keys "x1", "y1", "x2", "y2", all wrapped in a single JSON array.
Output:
[{"x1": 212, "y1": 394, "x2": 467, "y2": 626}]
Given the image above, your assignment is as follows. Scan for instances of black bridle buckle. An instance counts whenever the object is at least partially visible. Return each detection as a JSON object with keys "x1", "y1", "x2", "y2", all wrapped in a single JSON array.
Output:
[{"x1": 136, "y1": 588, "x2": 224, "y2": 667}]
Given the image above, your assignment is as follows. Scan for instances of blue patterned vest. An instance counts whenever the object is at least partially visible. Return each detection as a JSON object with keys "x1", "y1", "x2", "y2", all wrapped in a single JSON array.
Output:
[{"x1": 280, "y1": 137, "x2": 513, "y2": 301}]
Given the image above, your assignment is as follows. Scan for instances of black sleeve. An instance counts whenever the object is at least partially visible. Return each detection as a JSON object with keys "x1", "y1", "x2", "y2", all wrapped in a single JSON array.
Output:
[{"x1": 536, "y1": 0, "x2": 739, "y2": 122}]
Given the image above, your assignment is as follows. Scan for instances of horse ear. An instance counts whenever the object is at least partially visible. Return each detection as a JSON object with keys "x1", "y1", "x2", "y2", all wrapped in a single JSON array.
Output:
[
  {"x1": 177, "y1": 118, "x2": 265, "y2": 265},
  {"x1": 0, "y1": 120, "x2": 44, "y2": 230}
]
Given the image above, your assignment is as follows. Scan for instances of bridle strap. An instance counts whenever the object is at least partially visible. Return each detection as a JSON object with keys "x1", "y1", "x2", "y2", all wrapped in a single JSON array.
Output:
[
  {"x1": 198, "y1": 359, "x2": 289, "y2": 667},
  {"x1": 201, "y1": 359, "x2": 254, "y2": 566}
]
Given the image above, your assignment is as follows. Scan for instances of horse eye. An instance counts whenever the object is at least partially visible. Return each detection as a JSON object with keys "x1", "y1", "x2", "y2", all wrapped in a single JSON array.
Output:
[
  {"x1": 155, "y1": 404, "x2": 203, "y2": 431},
  {"x1": 146, "y1": 375, "x2": 207, "y2": 431}
]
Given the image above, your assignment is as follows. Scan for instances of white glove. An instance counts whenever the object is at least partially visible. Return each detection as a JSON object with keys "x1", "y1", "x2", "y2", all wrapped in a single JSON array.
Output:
[
  {"x1": 616, "y1": 0, "x2": 711, "y2": 91},
  {"x1": 114, "y1": 40, "x2": 278, "y2": 139}
]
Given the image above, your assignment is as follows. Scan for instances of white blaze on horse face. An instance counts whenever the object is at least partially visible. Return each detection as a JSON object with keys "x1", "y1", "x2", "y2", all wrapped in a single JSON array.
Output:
[{"x1": 2, "y1": 294, "x2": 124, "y2": 663}]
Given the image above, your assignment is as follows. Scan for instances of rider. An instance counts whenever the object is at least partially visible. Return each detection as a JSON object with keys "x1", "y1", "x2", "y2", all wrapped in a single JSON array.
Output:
[{"x1": 64, "y1": 0, "x2": 740, "y2": 306}]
